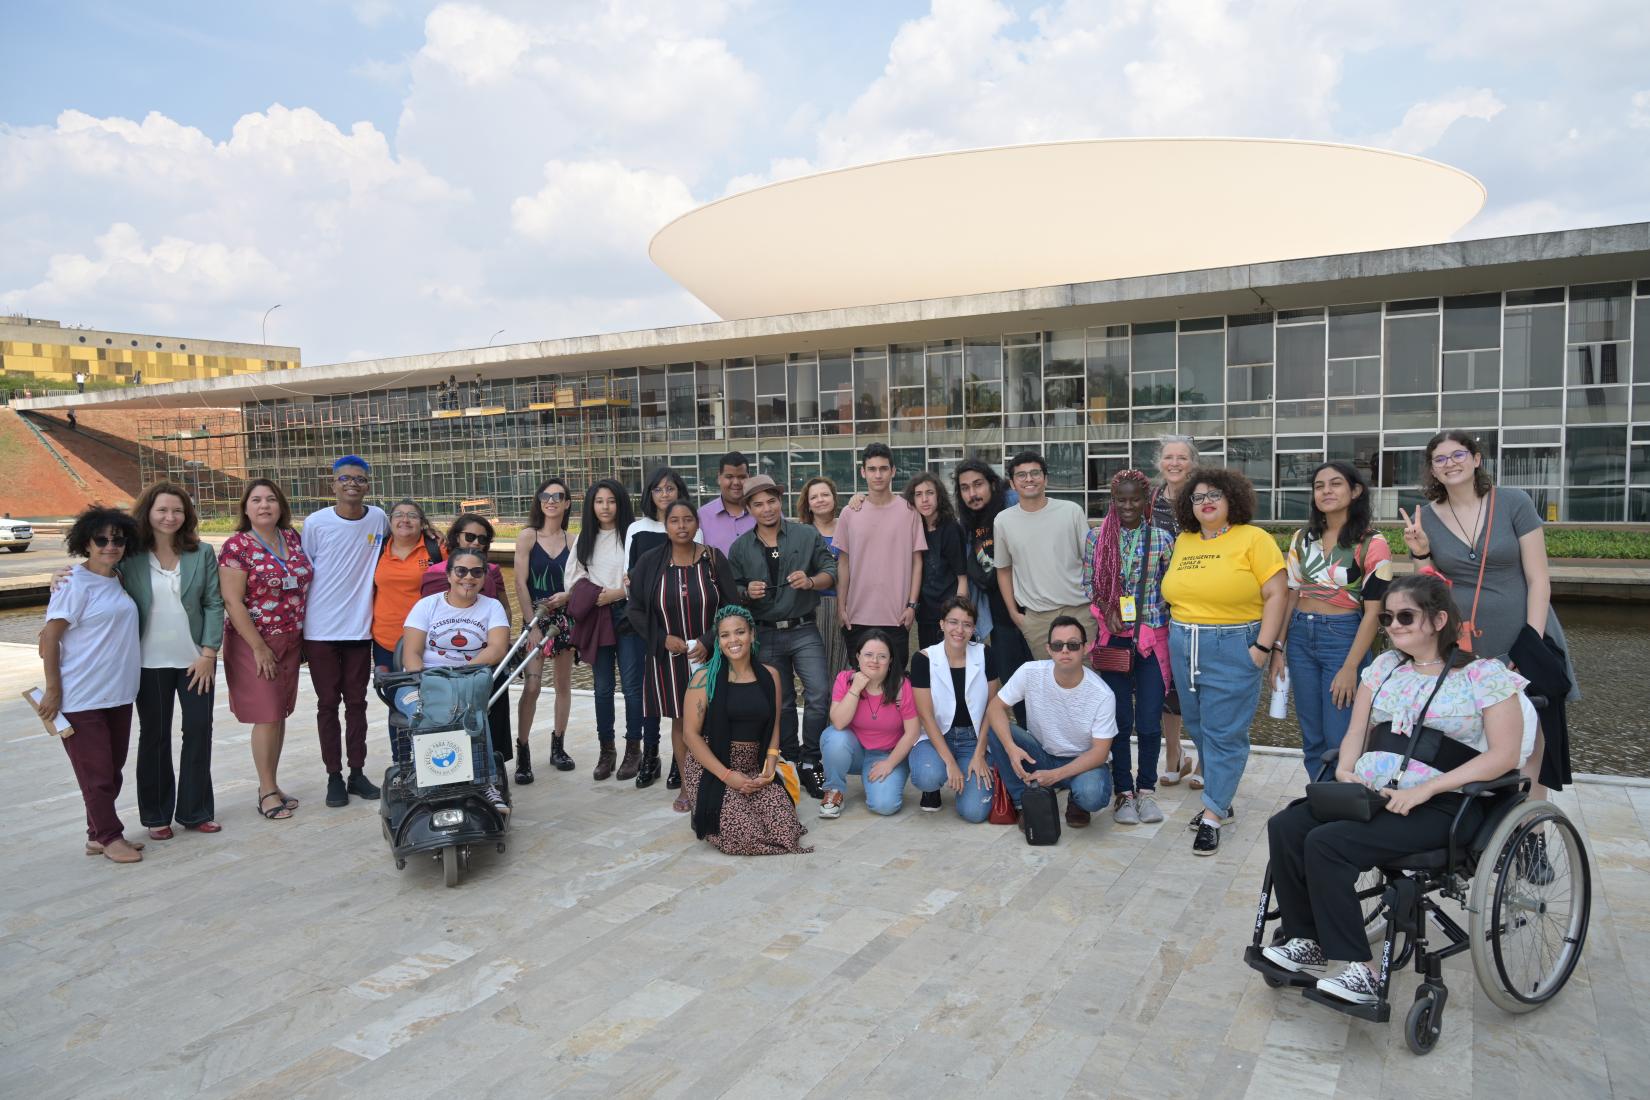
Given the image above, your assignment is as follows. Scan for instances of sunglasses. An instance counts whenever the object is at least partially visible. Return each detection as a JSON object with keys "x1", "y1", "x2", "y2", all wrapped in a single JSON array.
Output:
[
  {"x1": 1378, "y1": 609, "x2": 1423, "y2": 628},
  {"x1": 539, "y1": 491, "x2": 568, "y2": 503},
  {"x1": 458, "y1": 531, "x2": 491, "y2": 545},
  {"x1": 450, "y1": 565, "x2": 486, "y2": 580},
  {"x1": 1047, "y1": 640, "x2": 1085, "y2": 652},
  {"x1": 1190, "y1": 490, "x2": 1225, "y2": 505},
  {"x1": 1431, "y1": 449, "x2": 1472, "y2": 467},
  {"x1": 335, "y1": 474, "x2": 368, "y2": 486},
  {"x1": 91, "y1": 533, "x2": 127, "y2": 548}
]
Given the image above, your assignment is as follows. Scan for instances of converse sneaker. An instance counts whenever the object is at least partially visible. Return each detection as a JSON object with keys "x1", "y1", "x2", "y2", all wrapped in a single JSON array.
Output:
[
  {"x1": 818, "y1": 790, "x2": 843, "y2": 819},
  {"x1": 483, "y1": 784, "x2": 511, "y2": 816},
  {"x1": 1262, "y1": 937, "x2": 1328, "y2": 974},
  {"x1": 1112, "y1": 792, "x2": 1141, "y2": 825},
  {"x1": 1317, "y1": 962, "x2": 1381, "y2": 1005},
  {"x1": 919, "y1": 790, "x2": 942, "y2": 812},
  {"x1": 1134, "y1": 791, "x2": 1164, "y2": 824},
  {"x1": 1192, "y1": 818, "x2": 1220, "y2": 856}
]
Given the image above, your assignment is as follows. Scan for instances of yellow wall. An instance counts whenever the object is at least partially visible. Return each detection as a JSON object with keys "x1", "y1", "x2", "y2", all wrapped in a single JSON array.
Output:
[{"x1": 0, "y1": 339, "x2": 297, "y2": 386}]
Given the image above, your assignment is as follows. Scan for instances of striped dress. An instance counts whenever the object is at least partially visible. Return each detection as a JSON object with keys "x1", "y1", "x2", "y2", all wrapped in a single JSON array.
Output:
[{"x1": 642, "y1": 558, "x2": 726, "y2": 718}]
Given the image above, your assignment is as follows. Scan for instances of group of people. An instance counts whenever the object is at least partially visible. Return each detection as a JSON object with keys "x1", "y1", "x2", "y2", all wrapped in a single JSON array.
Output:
[{"x1": 37, "y1": 430, "x2": 1573, "y2": 878}]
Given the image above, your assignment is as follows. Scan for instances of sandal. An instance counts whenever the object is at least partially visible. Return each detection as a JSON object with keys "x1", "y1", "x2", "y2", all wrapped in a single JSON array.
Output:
[
  {"x1": 258, "y1": 791, "x2": 294, "y2": 820},
  {"x1": 276, "y1": 790, "x2": 299, "y2": 810},
  {"x1": 1161, "y1": 753, "x2": 1196, "y2": 786},
  {"x1": 1188, "y1": 763, "x2": 1204, "y2": 791},
  {"x1": 672, "y1": 794, "x2": 691, "y2": 814}
]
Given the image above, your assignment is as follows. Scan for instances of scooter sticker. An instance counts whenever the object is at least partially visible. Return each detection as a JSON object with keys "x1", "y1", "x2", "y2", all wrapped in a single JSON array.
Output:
[{"x1": 414, "y1": 732, "x2": 475, "y2": 787}]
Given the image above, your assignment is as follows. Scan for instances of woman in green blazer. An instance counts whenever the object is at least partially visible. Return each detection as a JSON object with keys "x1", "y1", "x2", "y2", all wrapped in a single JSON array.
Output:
[{"x1": 124, "y1": 482, "x2": 225, "y2": 837}]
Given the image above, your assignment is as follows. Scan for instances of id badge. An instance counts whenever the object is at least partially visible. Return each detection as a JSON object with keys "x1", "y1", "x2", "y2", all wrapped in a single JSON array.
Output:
[
  {"x1": 1119, "y1": 595, "x2": 1138, "y2": 624},
  {"x1": 281, "y1": 575, "x2": 299, "y2": 590}
]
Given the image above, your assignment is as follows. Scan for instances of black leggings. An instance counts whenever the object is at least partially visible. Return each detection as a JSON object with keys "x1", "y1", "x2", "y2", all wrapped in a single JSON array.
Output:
[{"x1": 1266, "y1": 795, "x2": 1485, "y2": 962}]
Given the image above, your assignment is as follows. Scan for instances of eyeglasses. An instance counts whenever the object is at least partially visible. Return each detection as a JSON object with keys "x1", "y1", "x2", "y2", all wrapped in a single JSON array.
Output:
[
  {"x1": 1190, "y1": 490, "x2": 1226, "y2": 505},
  {"x1": 1012, "y1": 469, "x2": 1045, "y2": 482},
  {"x1": 539, "y1": 491, "x2": 568, "y2": 503},
  {"x1": 335, "y1": 474, "x2": 368, "y2": 486},
  {"x1": 1047, "y1": 639, "x2": 1085, "y2": 652},
  {"x1": 941, "y1": 618, "x2": 975, "y2": 629},
  {"x1": 1378, "y1": 609, "x2": 1422, "y2": 628},
  {"x1": 450, "y1": 565, "x2": 486, "y2": 580},
  {"x1": 1431, "y1": 449, "x2": 1472, "y2": 467},
  {"x1": 390, "y1": 511, "x2": 421, "y2": 521},
  {"x1": 458, "y1": 531, "x2": 491, "y2": 545},
  {"x1": 650, "y1": 484, "x2": 677, "y2": 496},
  {"x1": 91, "y1": 533, "x2": 127, "y2": 548},
  {"x1": 857, "y1": 652, "x2": 889, "y2": 662}
]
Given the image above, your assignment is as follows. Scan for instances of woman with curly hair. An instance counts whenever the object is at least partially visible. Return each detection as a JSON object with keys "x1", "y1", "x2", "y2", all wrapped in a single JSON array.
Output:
[
  {"x1": 1160, "y1": 467, "x2": 1289, "y2": 856},
  {"x1": 903, "y1": 471, "x2": 968, "y2": 648},
  {"x1": 37, "y1": 507, "x2": 144, "y2": 862},
  {"x1": 1083, "y1": 469, "x2": 1175, "y2": 825}
]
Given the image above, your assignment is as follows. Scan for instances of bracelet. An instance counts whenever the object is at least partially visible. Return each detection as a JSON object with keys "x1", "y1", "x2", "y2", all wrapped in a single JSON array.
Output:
[
  {"x1": 766, "y1": 748, "x2": 781, "y2": 757},
  {"x1": 1412, "y1": 551, "x2": 1432, "y2": 560},
  {"x1": 1251, "y1": 642, "x2": 1272, "y2": 654}
]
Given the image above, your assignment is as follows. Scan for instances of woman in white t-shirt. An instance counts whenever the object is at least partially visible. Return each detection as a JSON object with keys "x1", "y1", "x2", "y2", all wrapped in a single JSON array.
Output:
[
  {"x1": 36, "y1": 508, "x2": 144, "y2": 864},
  {"x1": 396, "y1": 548, "x2": 512, "y2": 812}
]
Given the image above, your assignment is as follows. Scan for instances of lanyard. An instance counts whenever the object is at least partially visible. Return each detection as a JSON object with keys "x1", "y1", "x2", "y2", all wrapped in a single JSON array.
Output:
[{"x1": 250, "y1": 530, "x2": 293, "y2": 574}]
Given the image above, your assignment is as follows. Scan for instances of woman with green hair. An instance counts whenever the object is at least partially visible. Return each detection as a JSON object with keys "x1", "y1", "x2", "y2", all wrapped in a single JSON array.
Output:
[{"x1": 679, "y1": 605, "x2": 813, "y2": 856}]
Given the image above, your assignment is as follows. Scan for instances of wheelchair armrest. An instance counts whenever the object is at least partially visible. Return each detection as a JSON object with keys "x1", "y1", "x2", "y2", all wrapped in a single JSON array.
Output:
[
  {"x1": 1459, "y1": 771, "x2": 1528, "y2": 798},
  {"x1": 1313, "y1": 749, "x2": 1342, "y2": 783}
]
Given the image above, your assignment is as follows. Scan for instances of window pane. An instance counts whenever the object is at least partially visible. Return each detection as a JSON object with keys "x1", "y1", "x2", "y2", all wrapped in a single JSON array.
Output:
[
  {"x1": 1442, "y1": 292, "x2": 1501, "y2": 351},
  {"x1": 1500, "y1": 447, "x2": 1560, "y2": 487},
  {"x1": 1442, "y1": 349, "x2": 1500, "y2": 392},
  {"x1": 786, "y1": 357, "x2": 814, "y2": 423},
  {"x1": 1441, "y1": 390, "x2": 1498, "y2": 425},
  {"x1": 1635, "y1": 300, "x2": 1650, "y2": 382},
  {"x1": 1502, "y1": 388, "x2": 1562, "y2": 427},
  {"x1": 1046, "y1": 442, "x2": 1083, "y2": 491},
  {"x1": 1383, "y1": 393, "x2": 1437, "y2": 430},
  {"x1": 1568, "y1": 282, "x2": 1631, "y2": 343},
  {"x1": 853, "y1": 355, "x2": 887, "y2": 421},
  {"x1": 1227, "y1": 312, "x2": 1274, "y2": 365},
  {"x1": 1227, "y1": 436, "x2": 1273, "y2": 490},
  {"x1": 1276, "y1": 399, "x2": 1324, "y2": 433},
  {"x1": 1005, "y1": 342, "x2": 1041, "y2": 428},
  {"x1": 1328, "y1": 396, "x2": 1380, "y2": 431},
  {"x1": 1566, "y1": 342, "x2": 1625, "y2": 386},
  {"x1": 927, "y1": 347, "x2": 962, "y2": 418},
  {"x1": 727, "y1": 368, "x2": 755, "y2": 435},
  {"x1": 1044, "y1": 376, "x2": 1084, "y2": 425},
  {"x1": 1277, "y1": 322, "x2": 1326, "y2": 399},
  {"x1": 668, "y1": 365, "x2": 695, "y2": 430},
  {"x1": 1566, "y1": 385, "x2": 1629, "y2": 424},
  {"x1": 1567, "y1": 425, "x2": 1627, "y2": 484},
  {"x1": 891, "y1": 343, "x2": 923, "y2": 388},
  {"x1": 1566, "y1": 488, "x2": 1623, "y2": 523},
  {"x1": 1327, "y1": 433, "x2": 1380, "y2": 487},
  {"x1": 1384, "y1": 314, "x2": 1439, "y2": 394},
  {"x1": 1045, "y1": 330, "x2": 1085, "y2": 377},
  {"x1": 1086, "y1": 334, "x2": 1129, "y2": 421},
  {"x1": 1328, "y1": 304, "x2": 1381, "y2": 358},
  {"x1": 1178, "y1": 330, "x2": 1223, "y2": 404},
  {"x1": 1503, "y1": 305, "x2": 1564, "y2": 388},
  {"x1": 1132, "y1": 321, "x2": 1174, "y2": 372}
]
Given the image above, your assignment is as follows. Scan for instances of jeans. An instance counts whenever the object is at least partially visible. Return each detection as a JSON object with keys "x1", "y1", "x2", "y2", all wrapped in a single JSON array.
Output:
[
  {"x1": 820, "y1": 726, "x2": 908, "y2": 815},
  {"x1": 756, "y1": 622, "x2": 829, "y2": 765},
  {"x1": 391, "y1": 684, "x2": 497, "y2": 785},
  {"x1": 1170, "y1": 620, "x2": 1263, "y2": 820},
  {"x1": 1285, "y1": 611, "x2": 1369, "y2": 778},
  {"x1": 134, "y1": 666, "x2": 215, "y2": 827},
  {"x1": 616, "y1": 621, "x2": 659, "y2": 749},
  {"x1": 1099, "y1": 637, "x2": 1167, "y2": 795},
  {"x1": 908, "y1": 726, "x2": 993, "y2": 822},
  {"x1": 985, "y1": 723, "x2": 1112, "y2": 812}
]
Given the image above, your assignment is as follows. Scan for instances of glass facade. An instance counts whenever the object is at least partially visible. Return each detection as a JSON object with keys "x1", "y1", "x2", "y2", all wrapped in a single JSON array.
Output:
[{"x1": 145, "y1": 278, "x2": 1650, "y2": 523}]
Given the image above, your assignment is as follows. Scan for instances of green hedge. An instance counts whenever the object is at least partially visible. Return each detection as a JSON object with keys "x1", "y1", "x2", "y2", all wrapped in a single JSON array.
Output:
[{"x1": 1259, "y1": 525, "x2": 1650, "y2": 560}]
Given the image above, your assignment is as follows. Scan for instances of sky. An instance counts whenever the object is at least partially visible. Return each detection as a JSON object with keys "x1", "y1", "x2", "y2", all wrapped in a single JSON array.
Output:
[{"x1": 2, "y1": 0, "x2": 1647, "y2": 365}]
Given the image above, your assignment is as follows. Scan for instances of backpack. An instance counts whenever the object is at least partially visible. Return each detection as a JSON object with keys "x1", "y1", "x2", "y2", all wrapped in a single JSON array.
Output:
[{"x1": 1020, "y1": 784, "x2": 1061, "y2": 846}]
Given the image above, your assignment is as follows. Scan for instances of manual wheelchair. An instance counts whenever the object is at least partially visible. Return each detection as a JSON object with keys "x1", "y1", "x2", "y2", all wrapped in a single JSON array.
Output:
[{"x1": 1244, "y1": 749, "x2": 1592, "y2": 1055}]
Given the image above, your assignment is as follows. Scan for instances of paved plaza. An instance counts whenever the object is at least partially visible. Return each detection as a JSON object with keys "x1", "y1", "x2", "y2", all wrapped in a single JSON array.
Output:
[{"x1": 1, "y1": 640, "x2": 1646, "y2": 1098}]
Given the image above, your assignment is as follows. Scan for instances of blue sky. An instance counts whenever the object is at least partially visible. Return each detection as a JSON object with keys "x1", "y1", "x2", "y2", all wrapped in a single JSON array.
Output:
[{"x1": 3, "y1": 1, "x2": 1647, "y2": 363}]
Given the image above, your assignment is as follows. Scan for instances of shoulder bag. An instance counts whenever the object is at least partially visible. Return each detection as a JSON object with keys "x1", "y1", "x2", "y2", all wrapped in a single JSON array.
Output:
[
  {"x1": 987, "y1": 767, "x2": 1019, "y2": 825},
  {"x1": 1089, "y1": 529, "x2": 1151, "y2": 675},
  {"x1": 1457, "y1": 489, "x2": 1496, "y2": 655},
  {"x1": 1304, "y1": 661, "x2": 1454, "y2": 824}
]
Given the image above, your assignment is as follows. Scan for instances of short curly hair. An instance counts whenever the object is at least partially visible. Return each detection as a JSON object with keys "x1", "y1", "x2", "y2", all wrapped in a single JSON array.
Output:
[
  {"x1": 1173, "y1": 467, "x2": 1257, "y2": 532},
  {"x1": 66, "y1": 506, "x2": 138, "y2": 560}
]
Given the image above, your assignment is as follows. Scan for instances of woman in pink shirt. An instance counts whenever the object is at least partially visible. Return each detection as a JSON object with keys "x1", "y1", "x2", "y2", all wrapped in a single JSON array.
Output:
[{"x1": 818, "y1": 629, "x2": 917, "y2": 819}]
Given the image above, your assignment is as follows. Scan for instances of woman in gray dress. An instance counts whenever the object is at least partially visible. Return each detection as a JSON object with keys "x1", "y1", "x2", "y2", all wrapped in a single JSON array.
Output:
[{"x1": 1397, "y1": 429, "x2": 1576, "y2": 794}]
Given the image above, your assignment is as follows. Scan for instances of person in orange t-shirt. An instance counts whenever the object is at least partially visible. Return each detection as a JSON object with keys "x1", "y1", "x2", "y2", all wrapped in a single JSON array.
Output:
[{"x1": 371, "y1": 500, "x2": 441, "y2": 670}]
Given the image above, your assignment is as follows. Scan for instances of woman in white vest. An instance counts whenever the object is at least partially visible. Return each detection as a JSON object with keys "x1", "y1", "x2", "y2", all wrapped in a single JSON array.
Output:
[{"x1": 905, "y1": 596, "x2": 1002, "y2": 821}]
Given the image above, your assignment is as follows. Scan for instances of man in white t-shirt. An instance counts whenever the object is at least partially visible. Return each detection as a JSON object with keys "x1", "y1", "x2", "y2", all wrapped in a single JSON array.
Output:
[
  {"x1": 985, "y1": 614, "x2": 1116, "y2": 827},
  {"x1": 302, "y1": 455, "x2": 390, "y2": 807}
]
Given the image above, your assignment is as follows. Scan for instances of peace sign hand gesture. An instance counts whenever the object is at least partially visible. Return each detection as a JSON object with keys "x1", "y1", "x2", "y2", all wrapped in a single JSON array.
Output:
[{"x1": 1397, "y1": 506, "x2": 1430, "y2": 558}]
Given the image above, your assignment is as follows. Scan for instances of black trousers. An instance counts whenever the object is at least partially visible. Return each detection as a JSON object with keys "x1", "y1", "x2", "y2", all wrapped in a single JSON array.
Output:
[
  {"x1": 135, "y1": 666, "x2": 216, "y2": 827},
  {"x1": 1266, "y1": 796, "x2": 1485, "y2": 963}
]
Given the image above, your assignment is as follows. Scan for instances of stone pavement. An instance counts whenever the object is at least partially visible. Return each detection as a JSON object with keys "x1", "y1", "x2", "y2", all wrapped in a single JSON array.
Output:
[{"x1": 1, "y1": 641, "x2": 1646, "y2": 1099}]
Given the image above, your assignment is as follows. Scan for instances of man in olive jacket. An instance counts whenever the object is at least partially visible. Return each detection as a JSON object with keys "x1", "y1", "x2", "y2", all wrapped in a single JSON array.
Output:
[{"x1": 728, "y1": 475, "x2": 837, "y2": 798}]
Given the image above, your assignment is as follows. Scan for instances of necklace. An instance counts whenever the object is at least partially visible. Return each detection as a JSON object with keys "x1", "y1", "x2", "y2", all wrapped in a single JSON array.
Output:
[
  {"x1": 1445, "y1": 496, "x2": 1482, "y2": 561},
  {"x1": 1409, "y1": 657, "x2": 1444, "y2": 668},
  {"x1": 1200, "y1": 525, "x2": 1230, "y2": 541}
]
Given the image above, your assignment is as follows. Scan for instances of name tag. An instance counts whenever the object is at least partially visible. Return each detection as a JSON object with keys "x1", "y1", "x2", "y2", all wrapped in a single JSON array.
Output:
[
  {"x1": 1119, "y1": 595, "x2": 1137, "y2": 624},
  {"x1": 281, "y1": 575, "x2": 299, "y2": 590}
]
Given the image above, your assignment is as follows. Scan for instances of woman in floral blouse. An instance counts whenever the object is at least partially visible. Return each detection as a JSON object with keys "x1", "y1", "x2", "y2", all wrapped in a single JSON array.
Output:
[{"x1": 218, "y1": 479, "x2": 313, "y2": 821}]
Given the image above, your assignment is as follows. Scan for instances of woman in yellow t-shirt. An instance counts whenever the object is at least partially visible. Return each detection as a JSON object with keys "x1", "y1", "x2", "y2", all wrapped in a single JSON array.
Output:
[{"x1": 1160, "y1": 468, "x2": 1288, "y2": 857}]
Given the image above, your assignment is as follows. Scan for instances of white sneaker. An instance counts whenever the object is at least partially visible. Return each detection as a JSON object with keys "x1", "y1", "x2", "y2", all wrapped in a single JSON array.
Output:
[
  {"x1": 1112, "y1": 792, "x2": 1140, "y2": 825},
  {"x1": 1134, "y1": 791, "x2": 1164, "y2": 824},
  {"x1": 1262, "y1": 937, "x2": 1327, "y2": 973},
  {"x1": 1317, "y1": 962, "x2": 1381, "y2": 1005},
  {"x1": 818, "y1": 790, "x2": 843, "y2": 819}
]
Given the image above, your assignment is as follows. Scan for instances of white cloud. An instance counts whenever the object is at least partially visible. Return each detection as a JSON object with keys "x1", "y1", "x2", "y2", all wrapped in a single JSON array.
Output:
[
  {"x1": 419, "y1": 3, "x2": 531, "y2": 85},
  {"x1": 511, "y1": 159, "x2": 697, "y2": 256},
  {"x1": 1631, "y1": 90, "x2": 1650, "y2": 129},
  {"x1": 1372, "y1": 88, "x2": 1506, "y2": 155}
]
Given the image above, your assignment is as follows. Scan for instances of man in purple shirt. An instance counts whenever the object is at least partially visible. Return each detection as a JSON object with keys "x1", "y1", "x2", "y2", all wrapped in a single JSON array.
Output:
[{"x1": 697, "y1": 450, "x2": 755, "y2": 556}]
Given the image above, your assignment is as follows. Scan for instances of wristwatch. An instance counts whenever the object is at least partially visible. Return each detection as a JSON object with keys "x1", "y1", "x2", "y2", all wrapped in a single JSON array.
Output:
[
  {"x1": 1251, "y1": 642, "x2": 1273, "y2": 655},
  {"x1": 906, "y1": 601, "x2": 919, "y2": 610}
]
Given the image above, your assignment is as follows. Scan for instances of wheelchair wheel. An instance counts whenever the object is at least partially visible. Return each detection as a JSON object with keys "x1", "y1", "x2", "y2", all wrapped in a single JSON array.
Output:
[
  {"x1": 1405, "y1": 988, "x2": 1443, "y2": 1055},
  {"x1": 1357, "y1": 868, "x2": 1387, "y2": 941},
  {"x1": 1468, "y1": 800, "x2": 1591, "y2": 1014}
]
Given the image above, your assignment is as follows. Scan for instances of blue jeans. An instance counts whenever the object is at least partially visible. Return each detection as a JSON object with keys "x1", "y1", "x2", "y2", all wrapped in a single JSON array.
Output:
[
  {"x1": 1169, "y1": 621, "x2": 1263, "y2": 819},
  {"x1": 820, "y1": 726, "x2": 907, "y2": 815},
  {"x1": 616, "y1": 624, "x2": 659, "y2": 749},
  {"x1": 985, "y1": 723, "x2": 1112, "y2": 812},
  {"x1": 756, "y1": 622, "x2": 829, "y2": 765},
  {"x1": 1099, "y1": 636, "x2": 1167, "y2": 795},
  {"x1": 1285, "y1": 610, "x2": 1368, "y2": 778},
  {"x1": 391, "y1": 684, "x2": 496, "y2": 784},
  {"x1": 908, "y1": 726, "x2": 993, "y2": 823}
]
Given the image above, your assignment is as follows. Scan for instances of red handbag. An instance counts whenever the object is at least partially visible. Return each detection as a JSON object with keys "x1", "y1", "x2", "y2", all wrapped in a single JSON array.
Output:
[
  {"x1": 987, "y1": 767, "x2": 1018, "y2": 825},
  {"x1": 1089, "y1": 641, "x2": 1133, "y2": 675}
]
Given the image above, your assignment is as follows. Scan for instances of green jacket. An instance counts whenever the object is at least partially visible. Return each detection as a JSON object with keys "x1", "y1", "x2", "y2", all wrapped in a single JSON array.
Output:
[
  {"x1": 728, "y1": 520, "x2": 838, "y2": 622},
  {"x1": 118, "y1": 545, "x2": 226, "y2": 651}
]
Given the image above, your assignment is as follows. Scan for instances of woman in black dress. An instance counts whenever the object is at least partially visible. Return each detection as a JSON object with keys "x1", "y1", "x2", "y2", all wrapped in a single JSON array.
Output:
[
  {"x1": 626, "y1": 500, "x2": 737, "y2": 805},
  {"x1": 511, "y1": 477, "x2": 577, "y2": 780}
]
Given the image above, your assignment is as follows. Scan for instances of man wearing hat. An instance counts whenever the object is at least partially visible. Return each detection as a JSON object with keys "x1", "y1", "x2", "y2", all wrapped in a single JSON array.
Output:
[{"x1": 728, "y1": 474, "x2": 838, "y2": 798}]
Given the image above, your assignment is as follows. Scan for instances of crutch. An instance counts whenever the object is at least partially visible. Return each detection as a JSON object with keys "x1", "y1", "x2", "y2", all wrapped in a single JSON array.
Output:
[{"x1": 488, "y1": 598, "x2": 560, "y2": 708}]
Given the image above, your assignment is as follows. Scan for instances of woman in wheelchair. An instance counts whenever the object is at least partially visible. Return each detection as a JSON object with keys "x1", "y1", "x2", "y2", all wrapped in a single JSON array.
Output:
[
  {"x1": 393, "y1": 548, "x2": 512, "y2": 814},
  {"x1": 1262, "y1": 571, "x2": 1526, "y2": 1005}
]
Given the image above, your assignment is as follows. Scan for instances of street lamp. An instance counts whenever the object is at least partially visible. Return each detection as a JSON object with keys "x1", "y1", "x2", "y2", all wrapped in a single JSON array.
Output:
[
  {"x1": 488, "y1": 328, "x2": 506, "y2": 346},
  {"x1": 261, "y1": 304, "x2": 283, "y2": 345}
]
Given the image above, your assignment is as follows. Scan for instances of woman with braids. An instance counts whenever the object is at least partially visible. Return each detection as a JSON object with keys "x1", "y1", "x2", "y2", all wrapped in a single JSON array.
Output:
[
  {"x1": 1083, "y1": 469, "x2": 1174, "y2": 826},
  {"x1": 679, "y1": 605, "x2": 812, "y2": 856}
]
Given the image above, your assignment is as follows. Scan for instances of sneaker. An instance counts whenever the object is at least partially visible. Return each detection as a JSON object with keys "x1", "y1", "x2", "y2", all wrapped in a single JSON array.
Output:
[
  {"x1": 483, "y1": 784, "x2": 511, "y2": 816},
  {"x1": 1134, "y1": 791, "x2": 1164, "y2": 824},
  {"x1": 325, "y1": 772, "x2": 349, "y2": 808},
  {"x1": 920, "y1": 789, "x2": 942, "y2": 812},
  {"x1": 1192, "y1": 819, "x2": 1220, "y2": 856},
  {"x1": 1316, "y1": 962, "x2": 1381, "y2": 1005},
  {"x1": 1065, "y1": 795, "x2": 1091, "y2": 828},
  {"x1": 346, "y1": 769, "x2": 381, "y2": 800},
  {"x1": 1261, "y1": 937, "x2": 1328, "y2": 974},
  {"x1": 1112, "y1": 792, "x2": 1140, "y2": 825},
  {"x1": 819, "y1": 790, "x2": 843, "y2": 819},
  {"x1": 1187, "y1": 806, "x2": 1235, "y2": 830},
  {"x1": 798, "y1": 761, "x2": 825, "y2": 800}
]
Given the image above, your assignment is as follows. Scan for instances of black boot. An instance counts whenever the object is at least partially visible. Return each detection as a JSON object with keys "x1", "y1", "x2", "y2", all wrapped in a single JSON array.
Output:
[
  {"x1": 514, "y1": 740, "x2": 534, "y2": 785},
  {"x1": 615, "y1": 742, "x2": 642, "y2": 782},
  {"x1": 666, "y1": 757, "x2": 682, "y2": 790},
  {"x1": 635, "y1": 749, "x2": 662, "y2": 789},
  {"x1": 593, "y1": 742, "x2": 616, "y2": 781},
  {"x1": 549, "y1": 732, "x2": 574, "y2": 772}
]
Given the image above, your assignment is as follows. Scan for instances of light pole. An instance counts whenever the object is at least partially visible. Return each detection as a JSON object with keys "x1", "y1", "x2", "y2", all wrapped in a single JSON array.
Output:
[
  {"x1": 261, "y1": 304, "x2": 282, "y2": 345},
  {"x1": 488, "y1": 328, "x2": 505, "y2": 346}
]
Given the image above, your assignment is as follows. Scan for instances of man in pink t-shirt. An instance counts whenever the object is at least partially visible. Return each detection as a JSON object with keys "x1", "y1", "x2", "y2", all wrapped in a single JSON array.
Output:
[{"x1": 833, "y1": 442, "x2": 926, "y2": 675}]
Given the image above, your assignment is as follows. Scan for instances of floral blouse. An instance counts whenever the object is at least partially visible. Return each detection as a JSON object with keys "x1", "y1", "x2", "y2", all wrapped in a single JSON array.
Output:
[
  {"x1": 1286, "y1": 531, "x2": 1393, "y2": 611},
  {"x1": 1351, "y1": 650, "x2": 1525, "y2": 790},
  {"x1": 218, "y1": 529, "x2": 313, "y2": 638}
]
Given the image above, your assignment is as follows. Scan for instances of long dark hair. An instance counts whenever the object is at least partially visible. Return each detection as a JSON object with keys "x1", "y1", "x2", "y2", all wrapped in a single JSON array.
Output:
[
  {"x1": 234, "y1": 478, "x2": 293, "y2": 533},
  {"x1": 1306, "y1": 461, "x2": 1375, "y2": 549},
  {"x1": 902, "y1": 471, "x2": 957, "y2": 530},
  {"x1": 1421, "y1": 429, "x2": 1493, "y2": 503},
  {"x1": 640, "y1": 466, "x2": 692, "y2": 522},
  {"x1": 131, "y1": 480, "x2": 200, "y2": 553},
  {"x1": 576, "y1": 478, "x2": 634, "y2": 569},
  {"x1": 527, "y1": 477, "x2": 572, "y2": 532},
  {"x1": 444, "y1": 513, "x2": 494, "y2": 556},
  {"x1": 850, "y1": 628, "x2": 904, "y2": 705},
  {"x1": 952, "y1": 456, "x2": 1008, "y2": 529},
  {"x1": 1384, "y1": 573, "x2": 1470, "y2": 669}
]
